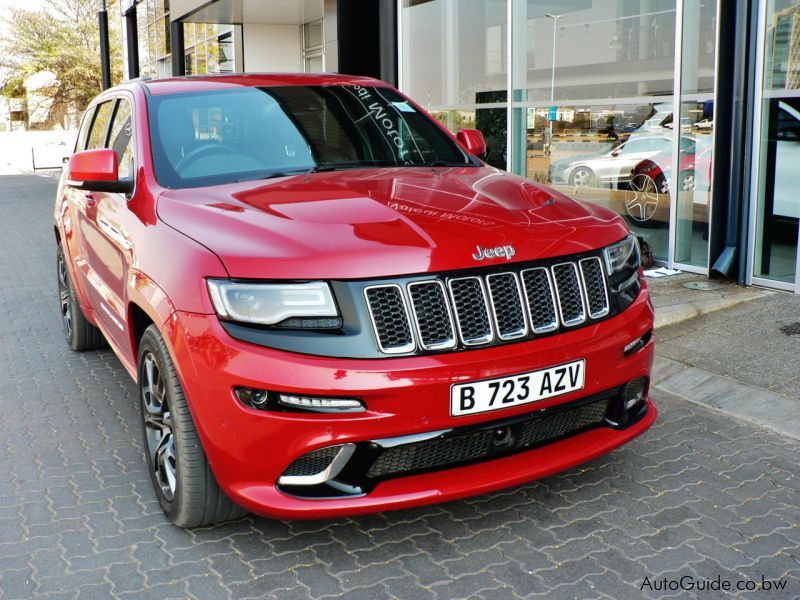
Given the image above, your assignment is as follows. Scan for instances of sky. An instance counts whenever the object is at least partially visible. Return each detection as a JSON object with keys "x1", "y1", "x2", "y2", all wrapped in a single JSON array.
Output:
[{"x1": 0, "y1": 0, "x2": 48, "y2": 34}]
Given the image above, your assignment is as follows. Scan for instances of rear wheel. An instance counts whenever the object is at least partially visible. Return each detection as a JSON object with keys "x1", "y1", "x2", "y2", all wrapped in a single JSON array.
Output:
[
  {"x1": 57, "y1": 246, "x2": 105, "y2": 351},
  {"x1": 623, "y1": 173, "x2": 667, "y2": 229},
  {"x1": 138, "y1": 325, "x2": 246, "y2": 528}
]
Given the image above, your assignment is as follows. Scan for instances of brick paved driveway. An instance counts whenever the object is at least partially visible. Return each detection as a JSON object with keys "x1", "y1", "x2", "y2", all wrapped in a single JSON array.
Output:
[{"x1": 0, "y1": 175, "x2": 798, "y2": 599}]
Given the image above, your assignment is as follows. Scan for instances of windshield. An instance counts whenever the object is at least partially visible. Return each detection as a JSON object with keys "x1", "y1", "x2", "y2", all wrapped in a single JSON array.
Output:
[{"x1": 147, "y1": 85, "x2": 476, "y2": 188}]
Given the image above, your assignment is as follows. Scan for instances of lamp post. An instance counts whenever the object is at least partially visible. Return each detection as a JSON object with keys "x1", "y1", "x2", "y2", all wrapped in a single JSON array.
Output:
[
  {"x1": 545, "y1": 13, "x2": 561, "y2": 103},
  {"x1": 545, "y1": 13, "x2": 562, "y2": 156}
]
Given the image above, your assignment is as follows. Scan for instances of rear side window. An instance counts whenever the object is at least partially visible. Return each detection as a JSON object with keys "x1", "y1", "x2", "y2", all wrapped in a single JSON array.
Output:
[
  {"x1": 75, "y1": 107, "x2": 96, "y2": 151},
  {"x1": 108, "y1": 99, "x2": 134, "y2": 179},
  {"x1": 86, "y1": 101, "x2": 114, "y2": 150}
]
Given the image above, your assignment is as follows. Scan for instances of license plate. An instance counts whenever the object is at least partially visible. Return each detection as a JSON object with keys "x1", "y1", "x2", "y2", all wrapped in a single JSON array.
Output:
[{"x1": 450, "y1": 360, "x2": 585, "y2": 417}]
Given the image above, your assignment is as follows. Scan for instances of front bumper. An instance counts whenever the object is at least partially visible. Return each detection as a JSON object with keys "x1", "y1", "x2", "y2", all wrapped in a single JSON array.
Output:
[{"x1": 164, "y1": 284, "x2": 656, "y2": 519}]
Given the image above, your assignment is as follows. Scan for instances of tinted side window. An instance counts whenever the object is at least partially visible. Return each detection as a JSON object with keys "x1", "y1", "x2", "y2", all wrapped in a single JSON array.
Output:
[
  {"x1": 619, "y1": 140, "x2": 646, "y2": 154},
  {"x1": 108, "y1": 99, "x2": 134, "y2": 179},
  {"x1": 652, "y1": 138, "x2": 672, "y2": 151},
  {"x1": 76, "y1": 107, "x2": 96, "y2": 151},
  {"x1": 86, "y1": 101, "x2": 114, "y2": 150}
]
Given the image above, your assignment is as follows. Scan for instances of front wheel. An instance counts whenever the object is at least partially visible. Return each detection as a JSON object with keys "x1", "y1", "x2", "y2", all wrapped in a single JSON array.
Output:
[
  {"x1": 138, "y1": 325, "x2": 246, "y2": 528},
  {"x1": 569, "y1": 166, "x2": 595, "y2": 188},
  {"x1": 678, "y1": 170, "x2": 696, "y2": 192}
]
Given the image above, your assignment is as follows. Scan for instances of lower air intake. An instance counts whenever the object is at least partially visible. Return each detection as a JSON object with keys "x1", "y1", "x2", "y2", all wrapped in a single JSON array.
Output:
[{"x1": 366, "y1": 397, "x2": 609, "y2": 481}]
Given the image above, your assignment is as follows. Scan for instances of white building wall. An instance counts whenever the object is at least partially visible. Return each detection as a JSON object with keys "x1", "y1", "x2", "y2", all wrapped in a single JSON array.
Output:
[{"x1": 242, "y1": 24, "x2": 303, "y2": 72}]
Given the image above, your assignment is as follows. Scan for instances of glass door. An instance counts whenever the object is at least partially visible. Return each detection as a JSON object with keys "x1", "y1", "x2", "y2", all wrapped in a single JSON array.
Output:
[
  {"x1": 750, "y1": 0, "x2": 800, "y2": 292},
  {"x1": 670, "y1": 0, "x2": 719, "y2": 272}
]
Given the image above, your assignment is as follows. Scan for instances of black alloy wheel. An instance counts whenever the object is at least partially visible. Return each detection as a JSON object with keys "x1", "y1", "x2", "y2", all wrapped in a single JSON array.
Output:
[
  {"x1": 56, "y1": 245, "x2": 106, "y2": 351},
  {"x1": 137, "y1": 325, "x2": 246, "y2": 528}
]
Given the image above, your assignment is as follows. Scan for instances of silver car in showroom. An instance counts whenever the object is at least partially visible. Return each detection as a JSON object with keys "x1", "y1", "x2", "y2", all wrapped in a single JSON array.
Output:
[{"x1": 550, "y1": 135, "x2": 676, "y2": 189}]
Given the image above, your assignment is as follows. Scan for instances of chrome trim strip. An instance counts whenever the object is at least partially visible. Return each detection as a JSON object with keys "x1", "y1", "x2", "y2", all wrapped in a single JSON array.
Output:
[
  {"x1": 363, "y1": 284, "x2": 416, "y2": 355},
  {"x1": 278, "y1": 444, "x2": 356, "y2": 487},
  {"x1": 551, "y1": 262, "x2": 587, "y2": 327},
  {"x1": 486, "y1": 272, "x2": 528, "y2": 340},
  {"x1": 579, "y1": 257, "x2": 610, "y2": 319},
  {"x1": 407, "y1": 280, "x2": 457, "y2": 351},
  {"x1": 447, "y1": 276, "x2": 494, "y2": 345},
  {"x1": 520, "y1": 267, "x2": 559, "y2": 334}
]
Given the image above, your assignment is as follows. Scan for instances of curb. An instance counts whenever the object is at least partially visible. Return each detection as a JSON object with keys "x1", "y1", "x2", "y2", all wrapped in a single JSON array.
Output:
[
  {"x1": 653, "y1": 288, "x2": 771, "y2": 330},
  {"x1": 652, "y1": 356, "x2": 800, "y2": 440}
]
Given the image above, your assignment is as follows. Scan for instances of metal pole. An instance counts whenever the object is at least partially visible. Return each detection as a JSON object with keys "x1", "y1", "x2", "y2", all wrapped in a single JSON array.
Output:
[
  {"x1": 125, "y1": 4, "x2": 140, "y2": 80},
  {"x1": 98, "y1": 0, "x2": 112, "y2": 90},
  {"x1": 171, "y1": 20, "x2": 186, "y2": 76},
  {"x1": 548, "y1": 15, "x2": 559, "y2": 102}
]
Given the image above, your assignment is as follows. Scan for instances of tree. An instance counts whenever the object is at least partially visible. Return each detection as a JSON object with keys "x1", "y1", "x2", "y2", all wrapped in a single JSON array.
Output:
[{"x1": 0, "y1": 0, "x2": 123, "y2": 127}]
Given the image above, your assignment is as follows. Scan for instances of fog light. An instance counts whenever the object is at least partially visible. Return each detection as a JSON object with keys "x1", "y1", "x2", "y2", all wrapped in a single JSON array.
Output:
[
  {"x1": 623, "y1": 377, "x2": 647, "y2": 410},
  {"x1": 278, "y1": 394, "x2": 365, "y2": 413},
  {"x1": 236, "y1": 387, "x2": 270, "y2": 409}
]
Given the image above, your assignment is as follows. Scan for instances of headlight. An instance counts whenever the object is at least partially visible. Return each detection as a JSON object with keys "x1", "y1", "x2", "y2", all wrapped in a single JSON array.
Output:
[
  {"x1": 207, "y1": 280, "x2": 338, "y2": 326},
  {"x1": 604, "y1": 234, "x2": 642, "y2": 304},
  {"x1": 604, "y1": 233, "x2": 640, "y2": 276}
]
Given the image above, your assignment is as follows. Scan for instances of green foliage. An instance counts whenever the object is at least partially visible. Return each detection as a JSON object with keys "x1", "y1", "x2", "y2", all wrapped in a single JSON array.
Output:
[{"x1": 0, "y1": 0, "x2": 123, "y2": 123}]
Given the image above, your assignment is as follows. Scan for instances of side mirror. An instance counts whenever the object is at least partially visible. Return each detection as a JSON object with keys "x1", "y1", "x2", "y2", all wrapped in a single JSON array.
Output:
[
  {"x1": 456, "y1": 129, "x2": 487, "y2": 158},
  {"x1": 67, "y1": 149, "x2": 133, "y2": 194}
]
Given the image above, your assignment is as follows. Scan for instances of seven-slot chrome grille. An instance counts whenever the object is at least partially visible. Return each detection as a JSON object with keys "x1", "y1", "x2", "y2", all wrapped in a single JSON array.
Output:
[{"x1": 364, "y1": 254, "x2": 611, "y2": 355}]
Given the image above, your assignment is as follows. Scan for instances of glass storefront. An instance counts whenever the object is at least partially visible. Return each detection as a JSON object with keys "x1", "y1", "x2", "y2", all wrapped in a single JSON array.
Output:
[
  {"x1": 401, "y1": 0, "x2": 718, "y2": 270},
  {"x1": 751, "y1": 0, "x2": 800, "y2": 288},
  {"x1": 121, "y1": 1, "x2": 236, "y2": 78},
  {"x1": 135, "y1": 0, "x2": 172, "y2": 78},
  {"x1": 184, "y1": 23, "x2": 235, "y2": 75}
]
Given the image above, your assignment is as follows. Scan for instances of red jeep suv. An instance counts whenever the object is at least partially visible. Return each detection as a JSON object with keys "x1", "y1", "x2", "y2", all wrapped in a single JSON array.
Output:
[{"x1": 55, "y1": 74, "x2": 655, "y2": 527}]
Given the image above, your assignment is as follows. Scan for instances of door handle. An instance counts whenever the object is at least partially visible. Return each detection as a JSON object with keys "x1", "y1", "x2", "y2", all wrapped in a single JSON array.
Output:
[{"x1": 84, "y1": 193, "x2": 96, "y2": 208}]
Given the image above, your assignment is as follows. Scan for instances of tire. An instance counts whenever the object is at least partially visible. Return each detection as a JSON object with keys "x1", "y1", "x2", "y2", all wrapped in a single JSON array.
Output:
[
  {"x1": 654, "y1": 173, "x2": 670, "y2": 195},
  {"x1": 569, "y1": 166, "x2": 595, "y2": 188},
  {"x1": 57, "y1": 245, "x2": 106, "y2": 351},
  {"x1": 138, "y1": 325, "x2": 247, "y2": 528}
]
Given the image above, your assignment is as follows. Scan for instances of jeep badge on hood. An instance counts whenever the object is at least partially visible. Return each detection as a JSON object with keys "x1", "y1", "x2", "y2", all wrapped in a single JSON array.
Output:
[{"x1": 472, "y1": 244, "x2": 516, "y2": 261}]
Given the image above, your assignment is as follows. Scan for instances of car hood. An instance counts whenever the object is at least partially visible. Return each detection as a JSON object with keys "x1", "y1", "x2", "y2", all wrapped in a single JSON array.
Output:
[{"x1": 157, "y1": 166, "x2": 629, "y2": 279}]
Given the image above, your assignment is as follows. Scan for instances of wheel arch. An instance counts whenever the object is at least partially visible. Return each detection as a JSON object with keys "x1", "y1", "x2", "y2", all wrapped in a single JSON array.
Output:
[{"x1": 127, "y1": 270, "x2": 177, "y2": 360}]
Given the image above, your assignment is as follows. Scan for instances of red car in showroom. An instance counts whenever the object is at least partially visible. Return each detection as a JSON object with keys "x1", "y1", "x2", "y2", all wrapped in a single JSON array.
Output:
[
  {"x1": 55, "y1": 74, "x2": 655, "y2": 527},
  {"x1": 625, "y1": 144, "x2": 713, "y2": 226}
]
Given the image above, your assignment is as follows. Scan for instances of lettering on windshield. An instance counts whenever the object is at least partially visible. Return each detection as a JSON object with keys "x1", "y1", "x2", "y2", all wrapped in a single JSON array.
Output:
[{"x1": 352, "y1": 85, "x2": 406, "y2": 153}]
